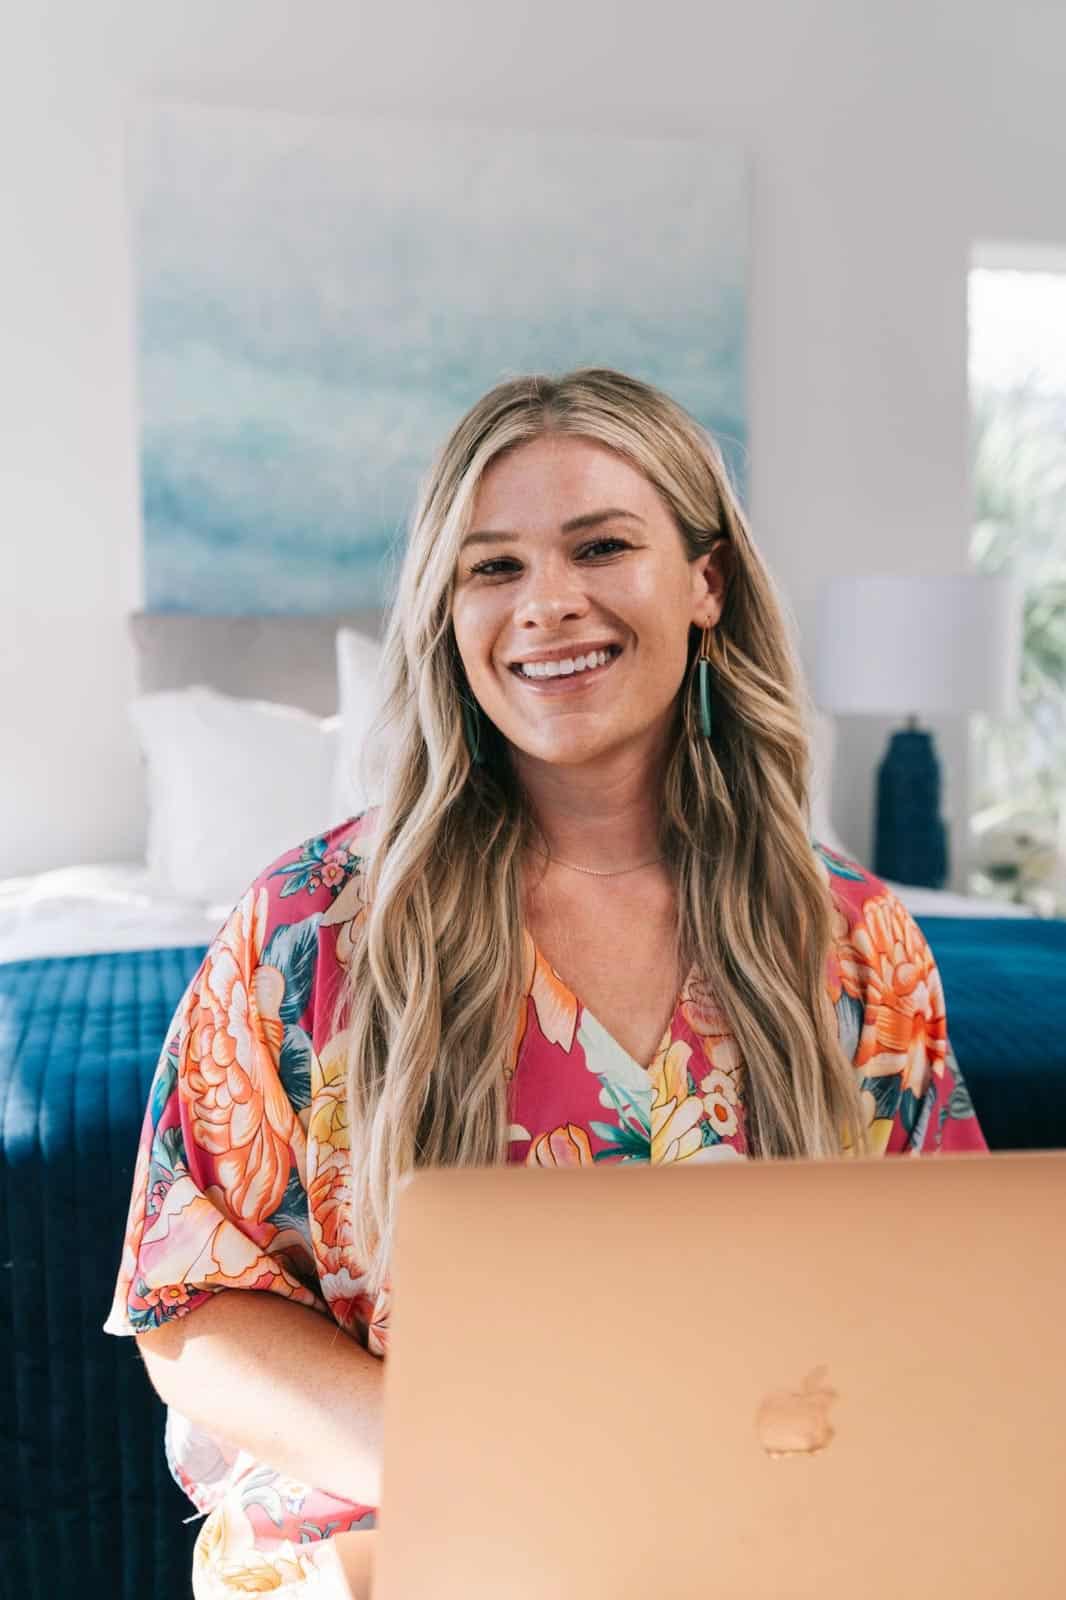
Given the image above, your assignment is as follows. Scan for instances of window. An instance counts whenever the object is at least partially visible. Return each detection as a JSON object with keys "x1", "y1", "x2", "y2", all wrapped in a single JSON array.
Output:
[{"x1": 968, "y1": 253, "x2": 1066, "y2": 905}]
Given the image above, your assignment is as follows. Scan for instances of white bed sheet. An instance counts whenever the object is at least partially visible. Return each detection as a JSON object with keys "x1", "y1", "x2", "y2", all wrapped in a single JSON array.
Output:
[
  {"x1": 0, "y1": 862, "x2": 232, "y2": 964},
  {"x1": 882, "y1": 880, "x2": 1032, "y2": 920},
  {"x1": 0, "y1": 860, "x2": 1032, "y2": 966}
]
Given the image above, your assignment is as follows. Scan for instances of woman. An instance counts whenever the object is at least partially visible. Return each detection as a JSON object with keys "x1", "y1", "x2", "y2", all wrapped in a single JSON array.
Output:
[{"x1": 106, "y1": 368, "x2": 988, "y2": 1598}]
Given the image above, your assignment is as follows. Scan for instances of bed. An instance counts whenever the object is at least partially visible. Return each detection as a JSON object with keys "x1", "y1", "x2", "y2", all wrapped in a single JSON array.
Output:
[
  {"x1": 0, "y1": 612, "x2": 383, "y2": 1600},
  {"x1": 1, "y1": 612, "x2": 1064, "y2": 1600}
]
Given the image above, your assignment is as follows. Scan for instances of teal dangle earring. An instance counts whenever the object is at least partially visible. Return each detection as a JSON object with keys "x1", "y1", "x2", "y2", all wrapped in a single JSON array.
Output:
[
  {"x1": 696, "y1": 625, "x2": 714, "y2": 739},
  {"x1": 461, "y1": 694, "x2": 485, "y2": 766}
]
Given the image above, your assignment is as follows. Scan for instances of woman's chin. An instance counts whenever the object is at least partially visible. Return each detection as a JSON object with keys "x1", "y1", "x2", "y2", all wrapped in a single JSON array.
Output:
[{"x1": 504, "y1": 730, "x2": 625, "y2": 771}]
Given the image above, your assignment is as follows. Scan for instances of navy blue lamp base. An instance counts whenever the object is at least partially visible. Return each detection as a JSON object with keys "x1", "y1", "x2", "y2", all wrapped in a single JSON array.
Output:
[{"x1": 873, "y1": 726, "x2": 948, "y2": 889}]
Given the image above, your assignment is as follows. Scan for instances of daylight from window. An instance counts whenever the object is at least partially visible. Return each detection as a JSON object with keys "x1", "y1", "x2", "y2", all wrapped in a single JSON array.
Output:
[{"x1": 968, "y1": 265, "x2": 1066, "y2": 907}]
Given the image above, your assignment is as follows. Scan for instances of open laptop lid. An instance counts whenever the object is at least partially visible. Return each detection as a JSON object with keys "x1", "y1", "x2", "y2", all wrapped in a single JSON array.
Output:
[{"x1": 377, "y1": 1152, "x2": 1066, "y2": 1599}]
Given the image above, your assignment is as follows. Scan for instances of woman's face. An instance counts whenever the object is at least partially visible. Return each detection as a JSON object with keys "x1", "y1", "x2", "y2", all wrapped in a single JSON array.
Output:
[{"x1": 450, "y1": 433, "x2": 727, "y2": 772}]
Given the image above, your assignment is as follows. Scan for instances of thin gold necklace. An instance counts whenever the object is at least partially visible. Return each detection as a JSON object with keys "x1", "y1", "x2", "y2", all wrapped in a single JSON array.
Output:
[{"x1": 533, "y1": 848, "x2": 664, "y2": 879}]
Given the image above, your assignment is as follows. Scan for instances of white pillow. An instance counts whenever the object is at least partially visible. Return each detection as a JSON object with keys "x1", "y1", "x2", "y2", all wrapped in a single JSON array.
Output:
[
  {"x1": 130, "y1": 685, "x2": 340, "y2": 905},
  {"x1": 331, "y1": 626, "x2": 388, "y2": 822},
  {"x1": 809, "y1": 707, "x2": 850, "y2": 857}
]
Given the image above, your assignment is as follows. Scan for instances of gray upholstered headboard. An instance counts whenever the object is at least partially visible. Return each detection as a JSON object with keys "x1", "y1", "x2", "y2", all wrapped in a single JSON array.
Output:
[{"x1": 128, "y1": 611, "x2": 386, "y2": 716}]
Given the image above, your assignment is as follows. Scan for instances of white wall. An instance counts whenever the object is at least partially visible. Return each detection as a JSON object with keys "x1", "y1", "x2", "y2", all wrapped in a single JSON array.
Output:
[{"x1": 3, "y1": 0, "x2": 1065, "y2": 884}]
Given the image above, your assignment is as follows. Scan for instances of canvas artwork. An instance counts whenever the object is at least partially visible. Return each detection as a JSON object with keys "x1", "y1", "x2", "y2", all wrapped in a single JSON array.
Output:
[{"x1": 131, "y1": 101, "x2": 749, "y2": 614}]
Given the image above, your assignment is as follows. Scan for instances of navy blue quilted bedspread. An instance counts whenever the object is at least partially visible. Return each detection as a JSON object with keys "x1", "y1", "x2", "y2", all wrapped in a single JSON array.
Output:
[
  {"x1": 0, "y1": 922, "x2": 1063, "y2": 1598},
  {"x1": 909, "y1": 914, "x2": 1066, "y2": 1152},
  {"x1": 0, "y1": 945, "x2": 209, "y2": 1600}
]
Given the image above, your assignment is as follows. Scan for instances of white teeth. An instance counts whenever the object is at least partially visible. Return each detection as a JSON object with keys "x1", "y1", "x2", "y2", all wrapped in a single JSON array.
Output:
[{"x1": 517, "y1": 648, "x2": 613, "y2": 680}]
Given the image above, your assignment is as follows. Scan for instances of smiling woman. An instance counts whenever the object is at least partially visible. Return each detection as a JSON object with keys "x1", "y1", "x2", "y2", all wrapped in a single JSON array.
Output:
[
  {"x1": 445, "y1": 429, "x2": 733, "y2": 1071},
  {"x1": 108, "y1": 367, "x2": 987, "y2": 1599},
  {"x1": 451, "y1": 436, "x2": 728, "y2": 784}
]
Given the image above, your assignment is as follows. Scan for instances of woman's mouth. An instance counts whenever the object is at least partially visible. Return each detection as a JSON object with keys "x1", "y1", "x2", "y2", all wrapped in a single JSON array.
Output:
[{"x1": 508, "y1": 644, "x2": 623, "y2": 692}]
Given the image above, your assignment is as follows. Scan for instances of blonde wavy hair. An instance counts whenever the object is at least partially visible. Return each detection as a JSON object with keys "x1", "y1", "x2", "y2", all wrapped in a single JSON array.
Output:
[{"x1": 334, "y1": 366, "x2": 869, "y2": 1294}]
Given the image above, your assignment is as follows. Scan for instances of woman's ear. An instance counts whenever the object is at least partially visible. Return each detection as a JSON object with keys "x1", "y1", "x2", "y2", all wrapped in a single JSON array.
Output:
[{"x1": 692, "y1": 538, "x2": 732, "y2": 629}]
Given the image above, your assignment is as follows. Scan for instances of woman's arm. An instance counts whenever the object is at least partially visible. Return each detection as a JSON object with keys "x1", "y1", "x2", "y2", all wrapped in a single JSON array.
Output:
[
  {"x1": 136, "y1": 1287, "x2": 385, "y2": 1507},
  {"x1": 330, "y1": 1531, "x2": 377, "y2": 1599}
]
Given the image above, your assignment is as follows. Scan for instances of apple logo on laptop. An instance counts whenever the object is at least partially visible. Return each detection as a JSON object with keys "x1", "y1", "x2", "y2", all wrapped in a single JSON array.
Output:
[{"x1": 755, "y1": 1365, "x2": 838, "y2": 1458}]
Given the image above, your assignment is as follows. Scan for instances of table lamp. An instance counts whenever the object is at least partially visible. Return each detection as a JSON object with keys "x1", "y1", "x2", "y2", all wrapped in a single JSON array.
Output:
[{"x1": 812, "y1": 574, "x2": 1021, "y2": 888}]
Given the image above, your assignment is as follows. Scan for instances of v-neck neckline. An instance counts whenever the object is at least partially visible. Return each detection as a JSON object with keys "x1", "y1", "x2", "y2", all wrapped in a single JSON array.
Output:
[{"x1": 525, "y1": 930, "x2": 694, "y2": 1075}]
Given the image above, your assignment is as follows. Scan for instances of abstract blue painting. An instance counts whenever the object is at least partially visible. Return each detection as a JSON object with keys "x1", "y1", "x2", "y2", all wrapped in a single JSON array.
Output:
[{"x1": 131, "y1": 101, "x2": 748, "y2": 614}]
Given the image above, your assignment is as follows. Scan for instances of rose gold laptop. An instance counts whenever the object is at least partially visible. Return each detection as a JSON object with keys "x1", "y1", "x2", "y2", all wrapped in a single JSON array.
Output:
[{"x1": 376, "y1": 1151, "x2": 1066, "y2": 1599}]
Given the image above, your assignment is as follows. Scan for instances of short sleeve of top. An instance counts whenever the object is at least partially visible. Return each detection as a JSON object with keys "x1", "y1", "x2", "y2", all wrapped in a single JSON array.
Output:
[
  {"x1": 817, "y1": 844, "x2": 990, "y2": 1157},
  {"x1": 103, "y1": 809, "x2": 384, "y2": 1348}
]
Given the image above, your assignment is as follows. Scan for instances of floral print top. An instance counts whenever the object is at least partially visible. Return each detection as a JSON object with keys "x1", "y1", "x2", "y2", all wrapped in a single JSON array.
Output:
[{"x1": 105, "y1": 808, "x2": 988, "y2": 1598}]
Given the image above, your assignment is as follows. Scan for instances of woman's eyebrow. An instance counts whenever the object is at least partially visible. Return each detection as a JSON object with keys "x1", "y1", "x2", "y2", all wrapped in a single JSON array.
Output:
[{"x1": 460, "y1": 508, "x2": 645, "y2": 550}]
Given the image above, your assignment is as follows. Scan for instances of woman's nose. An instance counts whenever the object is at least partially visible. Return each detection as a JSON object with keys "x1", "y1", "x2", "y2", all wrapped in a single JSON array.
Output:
[
  {"x1": 513, "y1": 564, "x2": 589, "y2": 627},
  {"x1": 517, "y1": 594, "x2": 587, "y2": 626}
]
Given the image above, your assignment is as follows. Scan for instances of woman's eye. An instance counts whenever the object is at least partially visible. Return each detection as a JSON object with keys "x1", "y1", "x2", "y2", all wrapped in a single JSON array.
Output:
[
  {"x1": 578, "y1": 538, "x2": 628, "y2": 559},
  {"x1": 469, "y1": 558, "x2": 520, "y2": 578}
]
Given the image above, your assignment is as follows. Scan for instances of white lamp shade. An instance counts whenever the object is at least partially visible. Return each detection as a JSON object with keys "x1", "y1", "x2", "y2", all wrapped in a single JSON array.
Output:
[{"x1": 813, "y1": 574, "x2": 1022, "y2": 717}]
